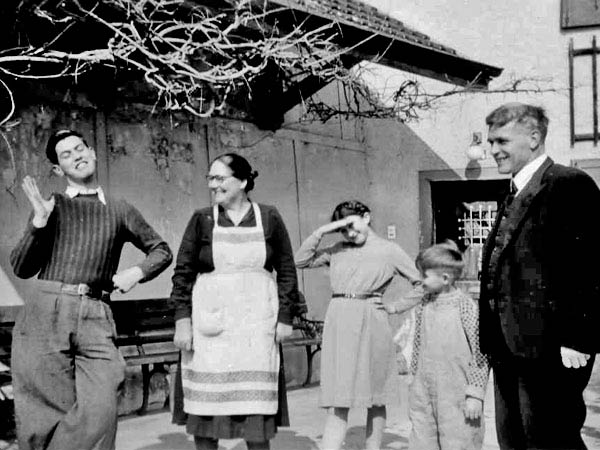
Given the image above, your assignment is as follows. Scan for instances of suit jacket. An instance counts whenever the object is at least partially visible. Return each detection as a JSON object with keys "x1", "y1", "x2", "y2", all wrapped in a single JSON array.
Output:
[{"x1": 479, "y1": 157, "x2": 600, "y2": 359}]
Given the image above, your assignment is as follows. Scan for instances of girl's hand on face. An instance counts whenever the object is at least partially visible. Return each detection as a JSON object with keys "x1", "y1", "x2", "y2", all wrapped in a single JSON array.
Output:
[
  {"x1": 332, "y1": 217, "x2": 354, "y2": 232},
  {"x1": 344, "y1": 215, "x2": 364, "y2": 229},
  {"x1": 316, "y1": 217, "x2": 353, "y2": 237}
]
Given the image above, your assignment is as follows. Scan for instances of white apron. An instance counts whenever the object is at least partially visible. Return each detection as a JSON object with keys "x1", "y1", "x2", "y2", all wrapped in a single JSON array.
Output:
[{"x1": 182, "y1": 203, "x2": 280, "y2": 416}]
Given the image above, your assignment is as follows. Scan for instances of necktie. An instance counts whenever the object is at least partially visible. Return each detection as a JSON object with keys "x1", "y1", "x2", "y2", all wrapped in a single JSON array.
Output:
[{"x1": 505, "y1": 180, "x2": 517, "y2": 207}]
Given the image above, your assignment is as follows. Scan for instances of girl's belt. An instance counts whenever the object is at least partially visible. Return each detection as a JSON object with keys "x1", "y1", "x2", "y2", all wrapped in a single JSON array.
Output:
[{"x1": 331, "y1": 292, "x2": 382, "y2": 300}]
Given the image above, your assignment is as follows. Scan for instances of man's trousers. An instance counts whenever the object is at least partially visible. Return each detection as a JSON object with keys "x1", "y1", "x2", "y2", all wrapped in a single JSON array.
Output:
[
  {"x1": 11, "y1": 280, "x2": 126, "y2": 450},
  {"x1": 493, "y1": 352, "x2": 594, "y2": 450}
]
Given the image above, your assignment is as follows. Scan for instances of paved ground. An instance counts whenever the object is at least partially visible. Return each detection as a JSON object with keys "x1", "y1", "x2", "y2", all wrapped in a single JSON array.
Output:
[{"x1": 117, "y1": 359, "x2": 600, "y2": 450}]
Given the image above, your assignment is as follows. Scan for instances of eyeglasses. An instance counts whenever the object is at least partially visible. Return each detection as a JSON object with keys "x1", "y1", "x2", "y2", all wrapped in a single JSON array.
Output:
[{"x1": 205, "y1": 175, "x2": 234, "y2": 184}]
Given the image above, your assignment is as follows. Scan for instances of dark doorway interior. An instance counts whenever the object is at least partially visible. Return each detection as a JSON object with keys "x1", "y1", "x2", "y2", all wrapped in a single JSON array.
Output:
[{"x1": 431, "y1": 179, "x2": 509, "y2": 279}]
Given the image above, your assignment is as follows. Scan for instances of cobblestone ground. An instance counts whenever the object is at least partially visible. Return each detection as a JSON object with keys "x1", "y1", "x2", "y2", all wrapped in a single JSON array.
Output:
[{"x1": 116, "y1": 359, "x2": 600, "y2": 450}]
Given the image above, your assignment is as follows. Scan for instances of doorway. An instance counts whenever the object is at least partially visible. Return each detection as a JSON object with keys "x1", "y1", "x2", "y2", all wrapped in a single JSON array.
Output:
[{"x1": 419, "y1": 168, "x2": 509, "y2": 282}]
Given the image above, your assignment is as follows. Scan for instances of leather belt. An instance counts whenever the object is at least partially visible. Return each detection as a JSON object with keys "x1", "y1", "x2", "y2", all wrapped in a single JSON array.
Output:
[
  {"x1": 331, "y1": 292, "x2": 383, "y2": 300},
  {"x1": 40, "y1": 281, "x2": 110, "y2": 301},
  {"x1": 62, "y1": 283, "x2": 109, "y2": 299}
]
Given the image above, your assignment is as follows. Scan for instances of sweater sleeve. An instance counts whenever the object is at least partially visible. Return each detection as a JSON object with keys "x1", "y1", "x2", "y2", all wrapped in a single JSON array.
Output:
[
  {"x1": 267, "y1": 207, "x2": 301, "y2": 325},
  {"x1": 10, "y1": 212, "x2": 56, "y2": 279},
  {"x1": 387, "y1": 285, "x2": 426, "y2": 314},
  {"x1": 460, "y1": 293, "x2": 491, "y2": 400},
  {"x1": 389, "y1": 243, "x2": 421, "y2": 285},
  {"x1": 295, "y1": 232, "x2": 334, "y2": 268},
  {"x1": 123, "y1": 203, "x2": 173, "y2": 281},
  {"x1": 169, "y1": 212, "x2": 205, "y2": 321}
]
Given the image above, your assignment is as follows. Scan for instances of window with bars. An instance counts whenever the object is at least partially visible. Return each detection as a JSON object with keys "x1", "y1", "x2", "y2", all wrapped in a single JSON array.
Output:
[
  {"x1": 458, "y1": 201, "x2": 497, "y2": 280},
  {"x1": 429, "y1": 179, "x2": 507, "y2": 281}
]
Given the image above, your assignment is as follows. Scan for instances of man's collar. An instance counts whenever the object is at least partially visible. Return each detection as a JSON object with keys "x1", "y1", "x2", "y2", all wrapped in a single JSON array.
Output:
[
  {"x1": 513, "y1": 154, "x2": 548, "y2": 195},
  {"x1": 65, "y1": 185, "x2": 106, "y2": 205}
]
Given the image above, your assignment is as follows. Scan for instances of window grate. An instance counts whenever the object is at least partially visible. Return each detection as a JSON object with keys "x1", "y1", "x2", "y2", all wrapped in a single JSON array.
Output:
[{"x1": 458, "y1": 201, "x2": 497, "y2": 279}]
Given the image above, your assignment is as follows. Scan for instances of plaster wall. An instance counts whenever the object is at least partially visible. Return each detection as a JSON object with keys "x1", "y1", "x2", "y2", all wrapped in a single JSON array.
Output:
[
  {"x1": 361, "y1": 0, "x2": 600, "y2": 170},
  {"x1": 0, "y1": 93, "x2": 448, "y2": 387}
]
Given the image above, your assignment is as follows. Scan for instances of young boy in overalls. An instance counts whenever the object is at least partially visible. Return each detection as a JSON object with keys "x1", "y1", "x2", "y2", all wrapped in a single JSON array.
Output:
[{"x1": 383, "y1": 241, "x2": 490, "y2": 450}]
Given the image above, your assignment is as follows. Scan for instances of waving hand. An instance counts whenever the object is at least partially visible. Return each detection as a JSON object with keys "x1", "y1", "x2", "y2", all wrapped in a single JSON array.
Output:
[{"x1": 22, "y1": 176, "x2": 55, "y2": 228}]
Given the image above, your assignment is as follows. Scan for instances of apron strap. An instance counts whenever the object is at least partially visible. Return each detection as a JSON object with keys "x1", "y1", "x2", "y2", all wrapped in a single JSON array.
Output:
[
  {"x1": 212, "y1": 204, "x2": 220, "y2": 229},
  {"x1": 251, "y1": 202, "x2": 263, "y2": 232}
]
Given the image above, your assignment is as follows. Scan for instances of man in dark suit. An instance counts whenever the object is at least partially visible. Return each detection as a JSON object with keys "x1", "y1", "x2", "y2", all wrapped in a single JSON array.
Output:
[{"x1": 480, "y1": 103, "x2": 600, "y2": 450}]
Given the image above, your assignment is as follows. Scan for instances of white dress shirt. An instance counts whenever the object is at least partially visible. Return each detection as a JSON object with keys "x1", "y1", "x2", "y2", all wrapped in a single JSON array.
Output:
[
  {"x1": 65, "y1": 185, "x2": 106, "y2": 205},
  {"x1": 512, "y1": 154, "x2": 548, "y2": 197}
]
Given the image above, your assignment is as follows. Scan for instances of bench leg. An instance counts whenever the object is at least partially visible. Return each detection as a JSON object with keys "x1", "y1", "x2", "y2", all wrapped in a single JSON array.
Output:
[
  {"x1": 302, "y1": 345, "x2": 315, "y2": 387},
  {"x1": 138, "y1": 364, "x2": 150, "y2": 415},
  {"x1": 303, "y1": 345, "x2": 322, "y2": 387}
]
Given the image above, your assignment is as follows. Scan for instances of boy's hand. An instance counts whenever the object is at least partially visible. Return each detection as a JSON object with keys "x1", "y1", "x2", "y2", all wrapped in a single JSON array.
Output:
[{"x1": 464, "y1": 397, "x2": 483, "y2": 420}]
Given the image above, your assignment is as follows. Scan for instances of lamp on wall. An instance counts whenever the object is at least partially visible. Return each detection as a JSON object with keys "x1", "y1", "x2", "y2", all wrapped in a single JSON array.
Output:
[{"x1": 466, "y1": 132, "x2": 486, "y2": 161}]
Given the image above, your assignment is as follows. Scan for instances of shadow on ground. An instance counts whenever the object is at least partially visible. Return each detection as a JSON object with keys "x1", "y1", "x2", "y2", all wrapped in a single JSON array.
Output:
[
  {"x1": 345, "y1": 426, "x2": 408, "y2": 450},
  {"x1": 133, "y1": 429, "x2": 319, "y2": 450},
  {"x1": 272, "y1": 429, "x2": 319, "y2": 450},
  {"x1": 136, "y1": 432, "x2": 191, "y2": 450}
]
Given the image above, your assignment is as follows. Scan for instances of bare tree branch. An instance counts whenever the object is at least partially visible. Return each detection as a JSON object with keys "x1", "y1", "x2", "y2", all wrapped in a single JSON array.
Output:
[
  {"x1": 1, "y1": 0, "x2": 350, "y2": 118},
  {"x1": 1, "y1": 0, "x2": 554, "y2": 127},
  {"x1": 300, "y1": 72, "x2": 565, "y2": 123}
]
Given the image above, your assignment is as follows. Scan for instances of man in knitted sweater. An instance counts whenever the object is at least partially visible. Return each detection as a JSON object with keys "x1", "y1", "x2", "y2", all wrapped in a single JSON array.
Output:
[{"x1": 10, "y1": 129, "x2": 173, "y2": 450}]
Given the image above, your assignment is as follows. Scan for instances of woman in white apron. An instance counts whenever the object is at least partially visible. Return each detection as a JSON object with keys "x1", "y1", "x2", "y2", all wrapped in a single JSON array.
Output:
[{"x1": 170, "y1": 153, "x2": 301, "y2": 450}]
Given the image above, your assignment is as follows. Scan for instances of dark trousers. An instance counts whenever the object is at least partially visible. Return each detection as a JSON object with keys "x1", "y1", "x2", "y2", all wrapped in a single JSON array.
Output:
[
  {"x1": 493, "y1": 352, "x2": 594, "y2": 450},
  {"x1": 11, "y1": 281, "x2": 126, "y2": 450}
]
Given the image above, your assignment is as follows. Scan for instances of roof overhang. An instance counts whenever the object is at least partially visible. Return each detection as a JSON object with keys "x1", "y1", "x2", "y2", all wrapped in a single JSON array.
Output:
[{"x1": 267, "y1": 0, "x2": 503, "y2": 88}]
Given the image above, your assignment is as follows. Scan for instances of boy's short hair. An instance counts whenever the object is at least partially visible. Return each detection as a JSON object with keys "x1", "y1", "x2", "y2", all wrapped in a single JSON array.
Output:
[
  {"x1": 45, "y1": 129, "x2": 87, "y2": 164},
  {"x1": 416, "y1": 240, "x2": 465, "y2": 280}
]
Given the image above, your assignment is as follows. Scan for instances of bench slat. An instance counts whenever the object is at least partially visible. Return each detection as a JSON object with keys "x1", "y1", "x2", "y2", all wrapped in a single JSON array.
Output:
[
  {"x1": 125, "y1": 352, "x2": 179, "y2": 366},
  {"x1": 283, "y1": 338, "x2": 321, "y2": 347}
]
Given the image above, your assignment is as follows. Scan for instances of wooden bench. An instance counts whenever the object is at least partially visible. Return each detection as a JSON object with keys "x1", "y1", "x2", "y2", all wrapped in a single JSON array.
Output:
[
  {"x1": 282, "y1": 315, "x2": 324, "y2": 386},
  {"x1": 111, "y1": 300, "x2": 324, "y2": 393},
  {"x1": 0, "y1": 322, "x2": 12, "y2": 371},
  {"x1": 110, "y1": 298, "x2": 178, "y2": 415},
  {"x1": 0, "y1": 300, "x2": 325, "y2": 418}
]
